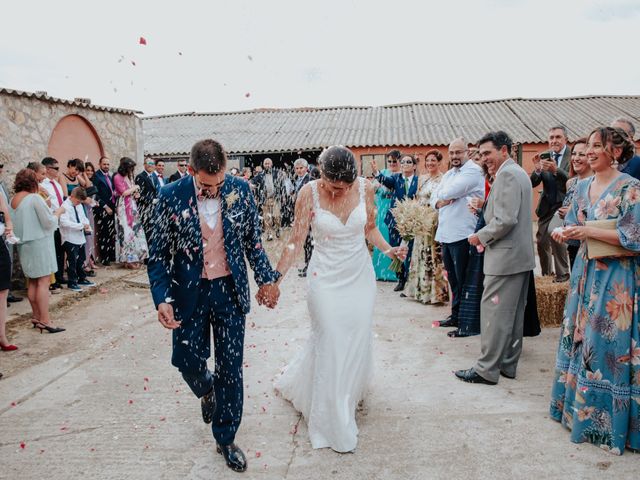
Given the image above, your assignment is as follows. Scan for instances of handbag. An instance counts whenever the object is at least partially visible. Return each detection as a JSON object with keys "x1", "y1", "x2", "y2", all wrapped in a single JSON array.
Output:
[{"x1": 585, "y1": 219, "x2": 638, "y2": 259}]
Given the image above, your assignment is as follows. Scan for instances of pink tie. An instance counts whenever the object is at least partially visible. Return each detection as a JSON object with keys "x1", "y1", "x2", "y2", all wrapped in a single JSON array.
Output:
[{"x1": 51, "y1": 181, "x2": 63, "y2": 206}]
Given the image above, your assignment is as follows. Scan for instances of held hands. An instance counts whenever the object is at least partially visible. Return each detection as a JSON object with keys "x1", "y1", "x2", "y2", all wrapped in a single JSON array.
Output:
[
  {"x1": 256, "y1": 283, "x2": 280, "y2": 309},
  {"x1": 468, "y1": 233, "x2": 482, "y2": 247},
  {"x1": 561, "y1": 225, "x2": 590, "y2": 241},
  {"x1": 157, "y1": 303, "x2": 181, "y2": 329}
]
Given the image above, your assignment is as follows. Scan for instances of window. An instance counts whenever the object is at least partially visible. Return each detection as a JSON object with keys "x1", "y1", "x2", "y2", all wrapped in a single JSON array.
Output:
[{"x1": 360, "y1": 154, "x2": 386, "y2": 177}]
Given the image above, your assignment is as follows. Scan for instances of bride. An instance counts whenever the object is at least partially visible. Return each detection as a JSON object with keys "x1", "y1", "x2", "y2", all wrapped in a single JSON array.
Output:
[{"x1": 274, "y1": 146, "x2": 407, "y2": 452}]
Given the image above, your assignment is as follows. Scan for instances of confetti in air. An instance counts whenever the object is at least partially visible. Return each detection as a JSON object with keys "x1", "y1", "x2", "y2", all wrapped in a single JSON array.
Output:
[
  {"x1": 245, "y1": 92, "x2": 251, "y2": 98},
  {"x1": 491, "y1": 295, "x2": 499, "y2": 305},
  {"x1": 139, "y1": 36, "x2": 147, "y2": 45}
]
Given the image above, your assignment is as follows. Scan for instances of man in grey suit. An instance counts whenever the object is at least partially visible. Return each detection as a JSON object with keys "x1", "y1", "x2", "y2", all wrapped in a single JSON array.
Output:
[
  {"x1": 531, "y1": 126, "x2": 571, "y2": 282},
  {"x1": 455, "y1": 131, "x2": 535, "y2": 385}
]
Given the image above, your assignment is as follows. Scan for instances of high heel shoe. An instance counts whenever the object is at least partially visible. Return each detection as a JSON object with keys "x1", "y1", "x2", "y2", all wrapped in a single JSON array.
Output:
[
  {"x1": 32, "y1": 322, "x2": 65, "y2": 334},
  {"x1": 0, "y1": 343, "x2": 18, "y2": 351}
]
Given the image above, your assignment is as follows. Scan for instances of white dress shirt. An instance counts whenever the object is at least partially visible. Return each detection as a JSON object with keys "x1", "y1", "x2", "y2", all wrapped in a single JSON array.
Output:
[
  {"x1": 41, "y1": 178, "x2": 64, "y2": 210},
  {"x1": 193, "y1": 178, "x2": 220, "y2": 230},
  {"x1": 59, "y1": 198, "x2": 90, "y2": 245},
  {"x1": 431, "y1": 160, "x2": 485, "y2": 243}
]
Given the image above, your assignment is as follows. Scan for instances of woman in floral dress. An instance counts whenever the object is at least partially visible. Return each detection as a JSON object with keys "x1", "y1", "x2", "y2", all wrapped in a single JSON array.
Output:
[
  {"x1": 114, "y1": 157, "x2": 148, "y2": 268},
  {"x1": 404, "y1": 150, "x2": 449, "y2": 304},
  {"x1": 549, "y1": 126, "x2": 640, "y2": 454}
]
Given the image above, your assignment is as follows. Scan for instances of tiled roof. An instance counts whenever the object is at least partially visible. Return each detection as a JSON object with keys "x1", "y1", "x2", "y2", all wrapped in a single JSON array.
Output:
[
  {"x1": 0, "y1": 87, "x2": 142, "y2": 115},
  {"x1": 143, "y1": 95, "x2": 640, "y2": 156}
]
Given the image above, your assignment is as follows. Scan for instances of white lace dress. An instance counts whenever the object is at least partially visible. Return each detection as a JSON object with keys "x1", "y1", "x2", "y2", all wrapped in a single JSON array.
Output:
[{"x1": 275, "y1": 178, "x2": 376, "y2": 452}]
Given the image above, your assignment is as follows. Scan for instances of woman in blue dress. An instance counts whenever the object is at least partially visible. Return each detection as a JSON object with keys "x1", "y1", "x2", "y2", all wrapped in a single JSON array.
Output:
[
  {"x1": 549, "y1": 126, "x2": 640, "y2": 454},
  {"x1": 372, "y1": 150, "x2": 401, "y2": 281}
]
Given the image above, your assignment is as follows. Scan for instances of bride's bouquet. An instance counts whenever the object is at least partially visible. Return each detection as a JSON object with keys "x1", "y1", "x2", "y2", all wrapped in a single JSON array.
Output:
[{"x1": 388, "y1": 199, "x2": 436, "y2": 272}]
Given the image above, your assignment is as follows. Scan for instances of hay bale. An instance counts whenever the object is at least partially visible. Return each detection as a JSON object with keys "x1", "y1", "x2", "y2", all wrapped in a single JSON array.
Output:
[{"x1": 535, "y1": 275, "x2": 569, "y2": 327}]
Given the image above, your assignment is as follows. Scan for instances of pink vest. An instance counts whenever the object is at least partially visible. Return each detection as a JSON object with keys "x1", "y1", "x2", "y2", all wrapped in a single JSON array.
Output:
[{"x1": 200, "y1": 209, "x2": 231, "y2": 280}]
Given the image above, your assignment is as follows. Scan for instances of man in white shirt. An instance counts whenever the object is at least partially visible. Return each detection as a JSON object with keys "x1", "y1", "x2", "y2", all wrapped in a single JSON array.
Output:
[
  {"x1": 41, "y1": 157, "x2": 66, "y2": 291},
  {"x1": 430, "y1": 138, "x2": 485, "y2": 329},
  {"x1": 59, "y1": 187, "x2": 96, "y2": 292}
]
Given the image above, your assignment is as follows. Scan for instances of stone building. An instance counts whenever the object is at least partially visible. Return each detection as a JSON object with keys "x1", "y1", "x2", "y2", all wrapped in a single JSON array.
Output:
[{"x1": 0, "y1": 87, "x2": 143, "y2": 181}]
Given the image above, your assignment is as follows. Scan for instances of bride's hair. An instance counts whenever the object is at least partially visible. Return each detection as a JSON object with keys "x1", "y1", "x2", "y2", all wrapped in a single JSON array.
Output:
[{"x1": 319, "y1": 146, "x2": 357, "y2": 183}]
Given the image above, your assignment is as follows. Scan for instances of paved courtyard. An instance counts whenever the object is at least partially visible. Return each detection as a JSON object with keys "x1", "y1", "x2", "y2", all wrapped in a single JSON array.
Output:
[{"x1": 0, "y1": 257, "x2": 637, "y2": 479}]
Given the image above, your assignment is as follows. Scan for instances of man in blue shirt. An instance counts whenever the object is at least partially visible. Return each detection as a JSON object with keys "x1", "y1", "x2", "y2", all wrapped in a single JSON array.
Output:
[{"x1": 611, "y1": 118, "x2": 640, "y2": 180}]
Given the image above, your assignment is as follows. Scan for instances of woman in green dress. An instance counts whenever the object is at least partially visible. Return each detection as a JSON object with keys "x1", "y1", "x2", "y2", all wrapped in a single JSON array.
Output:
[
  {"x1": 10, "y1": 169, "x2": 65, "y2": 333},
  {"x1": 372, "y1": 150, "x2": 402, "y2": 281}
]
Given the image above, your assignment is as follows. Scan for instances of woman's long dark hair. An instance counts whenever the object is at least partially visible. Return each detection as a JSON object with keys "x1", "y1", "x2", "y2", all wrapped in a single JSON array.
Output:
[
  {"x1": 319, "y1": 146, "x2": 357, "y2": 183},
  {"x1": 117, "y1": 157, "x2": 136, "y2": 178}
]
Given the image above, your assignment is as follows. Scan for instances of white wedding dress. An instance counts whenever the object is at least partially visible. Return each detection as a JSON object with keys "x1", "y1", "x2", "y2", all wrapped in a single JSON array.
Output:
[{"x1": 275, "y1": 177, "x2": 376, "y2": 452}]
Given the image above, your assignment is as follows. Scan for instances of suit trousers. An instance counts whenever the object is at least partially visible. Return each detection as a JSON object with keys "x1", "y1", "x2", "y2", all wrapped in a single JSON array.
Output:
[
  {"x1": 63, "y1": 241, "x2": 87, "y2": 286},
  {"x1": 175, "y1": 276, "x2": 245, "y2": 447},
  {"x1": 95, "y1": 209, "x2": 116, "y2": 262},
  {"x1": 261, "y1": 197, "x2": 281, "y2": 239},
  {"x1": 474, "y1": 271, "x2": 530, "y2": 383},
  {"x1": 441, "y1": 238, "x2": 471, "y2": 323},
  {"x1": 536, "y1": 215, "x2": 569, "y2": 279}
]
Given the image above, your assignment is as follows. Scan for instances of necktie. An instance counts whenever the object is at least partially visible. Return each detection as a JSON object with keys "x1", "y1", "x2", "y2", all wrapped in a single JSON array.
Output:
[
  {"x1": 151, "y1": 173, "x2": 159, "y2": 189},
  {"x1": 74, "y1": 205, "x2": 80, "y2": 223},
  {"x1": 104, "y1": 173, "x2": 115, "y2": 203},
  {"x1": 553, "y1": 152, "x2": 561, "y2": 165},
  {"x1": 405, "y1": 178, "x2": 409, "y2": 196},
  {"x1": 51, "y1": 181, "x2": 63, "y2": 206}
]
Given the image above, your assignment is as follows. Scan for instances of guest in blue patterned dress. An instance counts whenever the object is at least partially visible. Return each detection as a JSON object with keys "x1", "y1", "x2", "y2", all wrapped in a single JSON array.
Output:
[
  {"x1": 372, "y1": 150, "x2": 401, "y2": 281},
  {"x1": 549, "y1": 126, "x2": 640, "y2": 455}
]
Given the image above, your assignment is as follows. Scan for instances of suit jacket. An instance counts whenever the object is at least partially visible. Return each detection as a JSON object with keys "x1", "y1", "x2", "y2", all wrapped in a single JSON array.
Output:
[
  {"x1": 93, "y1": 170, "x2": 116, "y2": 212},
  {"x1": 621, "y1": 154, "x2": 640, "y2": 180},
  {"x1": 294, "y1": 173, "x2": 310, "y2": 196},
  {"x1": 250, "y1": 169, "x2": 288, "y2": 208},
  {"x1": 376, "y1": 172, "x2": 419, "y2": 229},
  {"x1": 530, "y1": 147, "x2": 571, "y2": 220},
  {"x1": 147, "y1": 175, "x2": 279, "y2": 321},
  {"x1": 134, "y1": 171, "x2": 158, "y2": 219},
  {"x1": 168, "y1": 171, "x2": 189, "y2": 183},
  {"x1": 477, "y1": 159, "x2": 536, "y2": 276}
]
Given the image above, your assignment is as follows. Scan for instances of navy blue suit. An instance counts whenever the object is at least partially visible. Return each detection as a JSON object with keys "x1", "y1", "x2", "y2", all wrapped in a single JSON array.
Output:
[
  {"x1": 147, "y1": 174, "x2": 279, "y2": 445},
  {"x1": 621, "y1": 154, "x2": 640, "y2": 180},
  {"x1": 375, "y1": 172, "x2": 418, "y2": 283},
  {"x1": 93, "y1": 169, "x2": 117, "y2": 262}
]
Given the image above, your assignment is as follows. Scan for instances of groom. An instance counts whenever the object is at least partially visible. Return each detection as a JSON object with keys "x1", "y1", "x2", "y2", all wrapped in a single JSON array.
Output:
[{"x1": 148, "y1": 139, "x2": 281, "y2": 472}]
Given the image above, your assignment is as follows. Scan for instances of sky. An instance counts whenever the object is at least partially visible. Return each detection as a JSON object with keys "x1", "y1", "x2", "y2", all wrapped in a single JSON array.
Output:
[{"x1": 1, "y1": 0, "x2": 639, "y2": 117}]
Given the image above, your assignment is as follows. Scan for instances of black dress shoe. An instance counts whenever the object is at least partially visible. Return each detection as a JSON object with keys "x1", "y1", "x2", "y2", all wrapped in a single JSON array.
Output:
[
  {"x1": 216, "y1": 443, "x2": 247, "y2": 472},
  {"x1": 439, "y1": 317, "x2": 458, "y2": 328},
  {"x1": 500, "y1": 371, "x2": 516, "y2": 380},
  {"x1": 454, "y1": 368, "x2": 497, "y2": 385},
  {"x1": 7, "y1": 294, "x2": 23, "y2": 303},
  {"x1": 447, "y1": 329, "x2": 471, "y2": 338},
  {"x1": 393, "y1": 281, "x2": 405, "y2": 292},
  {"x1": 201, "y1": 388, "x2": 216, "y2": 424}
]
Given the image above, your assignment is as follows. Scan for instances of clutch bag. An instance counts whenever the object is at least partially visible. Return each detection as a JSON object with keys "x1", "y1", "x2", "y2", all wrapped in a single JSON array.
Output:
[{"x1": 585, "y1": 219, "x2": 638, "y2": 259}]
